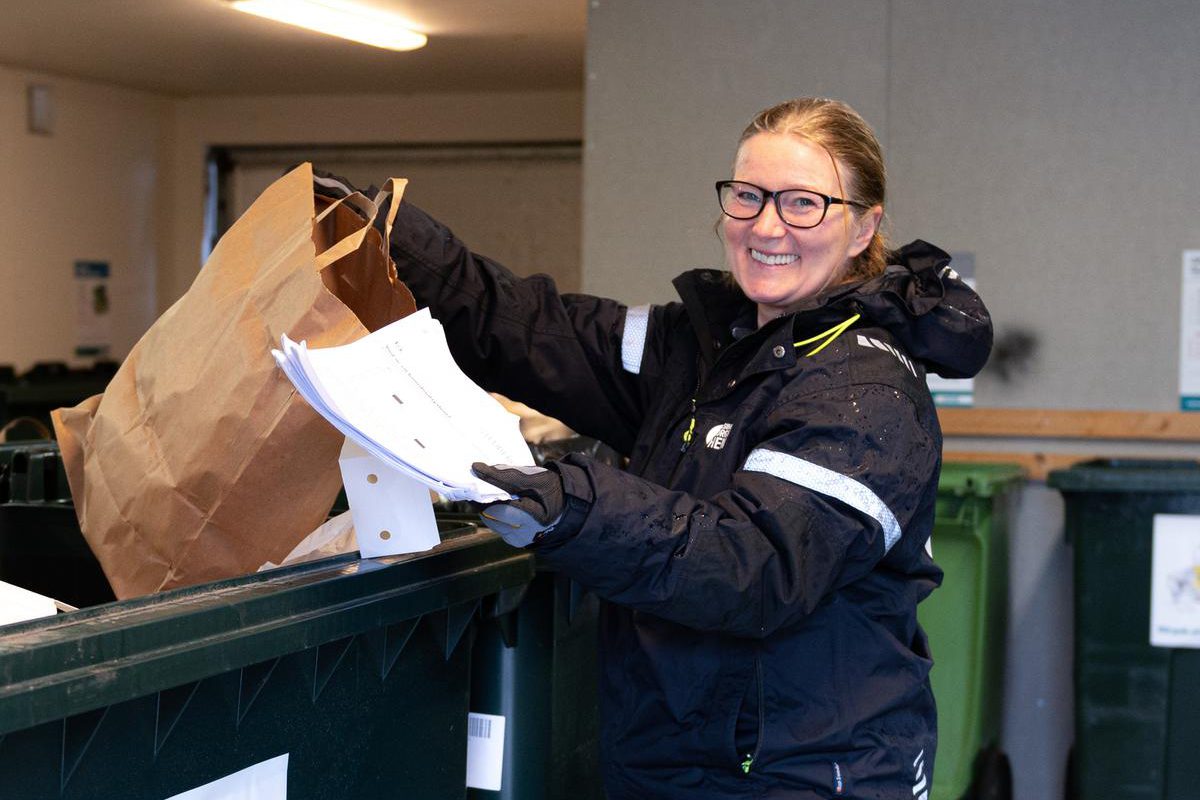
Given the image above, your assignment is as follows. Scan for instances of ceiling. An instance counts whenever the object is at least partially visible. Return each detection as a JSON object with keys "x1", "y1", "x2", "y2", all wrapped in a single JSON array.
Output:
[{"x1": 0, "y1": 0, "x2": 586, "y2": 96}]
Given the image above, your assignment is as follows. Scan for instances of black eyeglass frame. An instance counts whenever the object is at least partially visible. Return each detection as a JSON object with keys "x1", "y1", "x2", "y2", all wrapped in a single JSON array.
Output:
[{"x1": 715, "y1": 180, "x2": 871, "y2": 229}]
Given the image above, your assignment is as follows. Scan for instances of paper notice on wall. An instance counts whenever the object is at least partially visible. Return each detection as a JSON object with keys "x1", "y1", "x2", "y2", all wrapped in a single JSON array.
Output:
[
  {"x1": 1179, "y1": 251, "x2": 1200, "y2": 410},
  {"x1": 74, "y1": 260, "x2": 111, "y2": 358},
  {"x1": 1150, "y1": 514, "x2": 1200, "y2": 648},
  {"x1": 927, "y1": 253, "x2": 976, "y2": 407},
  {"x1": 465, "y1": 712, "x2": 506, "y2": 791},
  {"x1": 166, "y1": 754, "x2": 288, "y2": 800}
]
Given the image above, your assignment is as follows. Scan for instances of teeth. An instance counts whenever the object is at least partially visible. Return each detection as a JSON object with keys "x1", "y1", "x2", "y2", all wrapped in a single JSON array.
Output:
[{"x1": 750, "y1": 249, "x2": 798, "y2": 266}]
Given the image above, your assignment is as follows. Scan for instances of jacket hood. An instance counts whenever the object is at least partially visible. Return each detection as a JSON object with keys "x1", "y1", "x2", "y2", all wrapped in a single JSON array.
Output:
[{"x1": 827, "y1": 240, "x2": 993, "y2": 379}]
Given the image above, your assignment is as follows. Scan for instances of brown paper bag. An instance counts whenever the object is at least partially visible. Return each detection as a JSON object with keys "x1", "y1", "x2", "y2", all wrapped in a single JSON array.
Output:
[{"x1": 52, "y1": 163, "x2": 416, "y2": 598}]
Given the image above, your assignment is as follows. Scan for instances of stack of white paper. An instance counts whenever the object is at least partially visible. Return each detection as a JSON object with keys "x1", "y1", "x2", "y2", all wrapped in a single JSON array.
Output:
[{"x1": 272, "y1": 308, "x2": 533, "y2": 502}]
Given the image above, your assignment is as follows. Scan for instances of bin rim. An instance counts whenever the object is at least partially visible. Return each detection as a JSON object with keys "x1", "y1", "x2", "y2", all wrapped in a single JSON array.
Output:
[
  {"x1": 1047, "y1": 458, "x2": 1200, "y2": 492},
  {"x1": 938, "y1": 461, "x2": 1025, "y2": 497},
  {"x1": 0, "y1": 525, "x2": 534, "y2": 737}
]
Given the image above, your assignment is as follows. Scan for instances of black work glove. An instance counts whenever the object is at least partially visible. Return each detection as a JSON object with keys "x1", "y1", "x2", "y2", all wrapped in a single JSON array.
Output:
[{"x1": 471, "y1": 462, "x2": 566, "y2": 548}]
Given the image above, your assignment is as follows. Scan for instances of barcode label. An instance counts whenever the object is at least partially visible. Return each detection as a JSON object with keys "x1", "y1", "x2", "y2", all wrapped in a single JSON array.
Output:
[
  {"x1": 468, "y1": 715, "x2": 492, "y2": 739},
  {"x1": 465, "y1": 712, "x2": 505, "y2": 791}
]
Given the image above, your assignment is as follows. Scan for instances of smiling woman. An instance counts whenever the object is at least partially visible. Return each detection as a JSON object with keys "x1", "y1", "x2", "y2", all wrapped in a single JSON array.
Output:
[{"x1": 318, "y1": 95, "x2": 994, "y2": 800}]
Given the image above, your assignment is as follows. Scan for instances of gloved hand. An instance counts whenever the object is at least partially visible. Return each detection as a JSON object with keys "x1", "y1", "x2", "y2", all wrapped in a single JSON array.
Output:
[{"x1": 471, "y1": 462, "x2": 566, "y2": 547}]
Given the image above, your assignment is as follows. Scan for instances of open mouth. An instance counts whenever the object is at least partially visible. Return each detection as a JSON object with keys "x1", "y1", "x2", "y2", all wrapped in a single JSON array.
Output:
[{"x1": 750, "y1": 249, "x2": 798, "y2": 266}]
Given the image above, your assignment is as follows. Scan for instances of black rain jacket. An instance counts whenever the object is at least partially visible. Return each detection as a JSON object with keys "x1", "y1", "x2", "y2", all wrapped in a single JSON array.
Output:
[{"x1": 353, "y1": 182, "x2": 992, "y2": 798}]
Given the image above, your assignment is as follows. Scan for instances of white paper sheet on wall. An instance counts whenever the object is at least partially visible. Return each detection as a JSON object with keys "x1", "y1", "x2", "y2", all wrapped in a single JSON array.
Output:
[
  {"x1": 1178, "y1": 251, "x2": 1200, "y2": 410},
  {"x1": 166, "y1": 754, "x2": 288, "y2": 800}
]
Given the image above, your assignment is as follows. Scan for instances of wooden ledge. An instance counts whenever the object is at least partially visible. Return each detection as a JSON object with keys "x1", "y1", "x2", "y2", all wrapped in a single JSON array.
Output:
[
  {"x1": 941, "y1": 451, "x2": 1092, "y2": 481},
  {"x1": 938, "y1": 408, "x2": 1200, "y2": 442}
]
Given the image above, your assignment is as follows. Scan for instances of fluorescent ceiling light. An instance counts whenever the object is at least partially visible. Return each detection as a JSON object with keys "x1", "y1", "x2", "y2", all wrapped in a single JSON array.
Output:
[{"x1": 228, "y1": 0, "x2": 428, "y2": 52}]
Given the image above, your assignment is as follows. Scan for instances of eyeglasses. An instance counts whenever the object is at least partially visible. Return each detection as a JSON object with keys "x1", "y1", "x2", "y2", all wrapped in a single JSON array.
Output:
[{"x1": 715, "y1": 180, "x2": 869, "y2": 229}]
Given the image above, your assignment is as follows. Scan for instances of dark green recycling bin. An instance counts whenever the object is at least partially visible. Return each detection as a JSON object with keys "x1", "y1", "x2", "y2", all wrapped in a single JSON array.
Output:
[
  {"x1": 918, "y1": 461, "x2": 1023, "y2": 800},
  {"x1": 0, "y1": 441, "x2": 115, "y2": 608},
  {"x1": 0, "y1": 524, "x2": 534, "y2": 800},
  {"x1": 469, "y1": 569, "x2": 602, "y2": 800},
  {"x1": 459, "y1": 435, "x2": 612, "y2": 800},
  {"x1": 1048, "y1": 460, "x2": 1200, "y2": 800}
]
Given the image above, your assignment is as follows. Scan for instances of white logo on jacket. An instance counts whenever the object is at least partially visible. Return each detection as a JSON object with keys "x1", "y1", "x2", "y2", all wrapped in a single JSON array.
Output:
[{"x1": 705, "y1": 423, "x2": 732, "y2": 450}]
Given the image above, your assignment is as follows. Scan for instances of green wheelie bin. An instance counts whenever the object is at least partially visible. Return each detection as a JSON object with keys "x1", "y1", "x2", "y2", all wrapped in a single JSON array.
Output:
[
  {"x1": 919, "y1": 461, "x2": 1023, "y2": 799},
  {"x1": 1048, "y1": 460, "x2": 1200, "y2": 800}
]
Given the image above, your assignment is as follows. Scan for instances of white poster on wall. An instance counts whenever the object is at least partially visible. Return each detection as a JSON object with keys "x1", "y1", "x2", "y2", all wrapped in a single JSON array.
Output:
[
  {"x1": 1150, "y1": 514, "x2": 1200, "y2": 648},
  {"x1": 74, "y1": 259, "x2": 111, "y2": 359},
  {"x1": 1178, "y1": 251, "x2": 1200, "y2": 410}
]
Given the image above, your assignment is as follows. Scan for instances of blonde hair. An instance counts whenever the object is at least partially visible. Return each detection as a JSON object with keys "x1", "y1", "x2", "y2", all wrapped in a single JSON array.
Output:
[{"x1": 738, "y1": 98, "x2": 888, "y2": 282}]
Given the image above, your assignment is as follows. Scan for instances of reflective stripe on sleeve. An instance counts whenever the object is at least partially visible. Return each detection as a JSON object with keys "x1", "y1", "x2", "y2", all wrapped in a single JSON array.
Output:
[
  {"x1": 743, "y1": 448, "x2": 902, "y2": 553},
  {"x1": 621, "y1": 304, "x2": 651, "y2": 374}
]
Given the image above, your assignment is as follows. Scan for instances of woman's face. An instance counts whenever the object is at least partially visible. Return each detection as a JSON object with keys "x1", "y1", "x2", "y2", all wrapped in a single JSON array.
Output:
[{"x1": 722, "y1": 133, "x2": 879, "y2": 327}]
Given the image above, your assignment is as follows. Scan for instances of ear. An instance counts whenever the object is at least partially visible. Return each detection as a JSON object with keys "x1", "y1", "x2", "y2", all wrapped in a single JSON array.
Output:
[{"x1": 847, "y1": 205, "x2": 883, "y2": 258}]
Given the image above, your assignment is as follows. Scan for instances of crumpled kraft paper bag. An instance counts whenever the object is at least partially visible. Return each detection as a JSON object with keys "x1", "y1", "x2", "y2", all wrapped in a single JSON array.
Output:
[{"x1": 52, "y1": 163, "x2": 416, "y2": 598}]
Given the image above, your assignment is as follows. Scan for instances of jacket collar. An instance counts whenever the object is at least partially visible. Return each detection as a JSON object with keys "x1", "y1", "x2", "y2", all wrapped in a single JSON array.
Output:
[
  {"x1": 672, "y1": 269, "x2": 861, "y2": 369},
  {"x1": 671, "y1": 269, "x2": 750, "y2": 367},
  {"x1": 672, "y1": 239, "x2": 993, "y2": 380}
]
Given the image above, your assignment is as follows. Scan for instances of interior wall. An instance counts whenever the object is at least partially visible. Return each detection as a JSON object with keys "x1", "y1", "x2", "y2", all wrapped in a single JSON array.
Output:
[
  {"x1": 887, "y1": 0, "x2": 1200, "y2": 411},
  {"x1": 0, "y1": 79, "x2": 581, "y2": 370},
  {"x1": 224, "y1": 145, "x2": 582, "y2": 292},
  {"x1": 583, "y1": 0, "x2": 1200, "y2": 412},
  {"x1": 581, "y1": 0, "x2": 888, "y2": 309},
  {"x1": 162, "y1": 90, "x2": 583, "y2": 312},
  {"x1": 0, "y1": 64, "x2": 168, "y2": 372}
]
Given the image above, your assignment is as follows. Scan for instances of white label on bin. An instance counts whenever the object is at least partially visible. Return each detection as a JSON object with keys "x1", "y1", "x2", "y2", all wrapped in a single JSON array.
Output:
[
  {"x1": 1150, "y1": 514, "x2": 1200, "y2": 648},
  {"x1": 0, "y1": 581, "x2": 58, "y2": 627},
  {"x1": 165, "y1": 753, "x2": 288, "y2": 800},
  {"x1": 465, "y1": 712, "x2": 506, "y2": 791}
]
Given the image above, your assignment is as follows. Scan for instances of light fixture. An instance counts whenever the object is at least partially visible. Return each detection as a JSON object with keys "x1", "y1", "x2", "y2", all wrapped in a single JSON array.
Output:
[{"x1": 227, "y1": 0, "x2": 428, "y2": 52}]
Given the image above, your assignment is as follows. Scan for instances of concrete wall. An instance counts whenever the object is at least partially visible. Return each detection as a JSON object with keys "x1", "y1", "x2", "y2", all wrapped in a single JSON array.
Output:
[{"x1": 582, "y1": 0, "x2": 1200, "y2": 412}]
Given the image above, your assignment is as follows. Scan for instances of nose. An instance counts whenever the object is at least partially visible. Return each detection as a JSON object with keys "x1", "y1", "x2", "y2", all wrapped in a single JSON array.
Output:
[{"x1": 751, "y1": 198, "x2": 787, "y2": 238}]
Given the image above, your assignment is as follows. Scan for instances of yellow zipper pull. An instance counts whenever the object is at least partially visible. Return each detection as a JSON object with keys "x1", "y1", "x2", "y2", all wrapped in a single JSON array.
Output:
[{"x1": 680, "y1": 398, "x2": 697, "y2": 452}]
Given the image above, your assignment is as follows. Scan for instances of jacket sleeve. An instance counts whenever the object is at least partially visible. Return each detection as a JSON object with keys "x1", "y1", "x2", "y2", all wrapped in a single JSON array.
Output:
[
  {"x1": 384, "y1": 199, "x2": 661, "y2": 454},
  {"x1": 534, "y1": 382, "x2": 941, "y2": 638}
]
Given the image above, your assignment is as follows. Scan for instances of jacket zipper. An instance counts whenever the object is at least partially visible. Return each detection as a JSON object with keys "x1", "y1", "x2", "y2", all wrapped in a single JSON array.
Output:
[
  {"x1": 679, "y1": 396, "x2": 697, "y2": 452},
  {"x1": 740, "y1": 655, "x2": 764, "y2": 774},
  {"x1": 639, "y1": 354, "x2": 705, "y2": 477}
]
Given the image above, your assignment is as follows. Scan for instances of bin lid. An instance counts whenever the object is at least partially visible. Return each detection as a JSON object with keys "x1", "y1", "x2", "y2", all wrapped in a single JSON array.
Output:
[
  {"x1": 938, "y1": 461, "x2": 1025, "y2": 498},
  {"x1": 1047, "y1": 458, "x2": 1200, "y2": 493}
]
